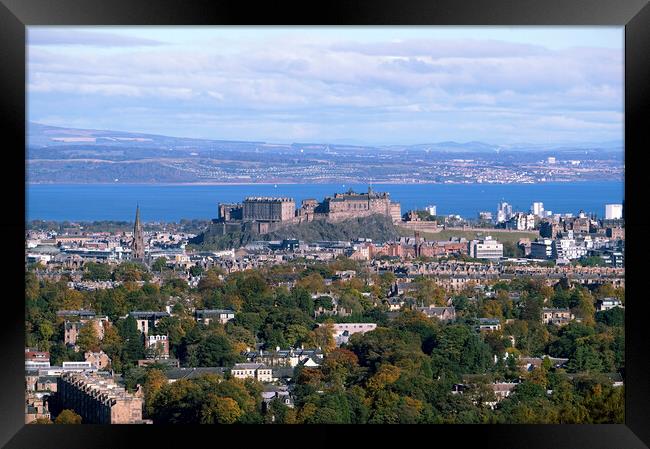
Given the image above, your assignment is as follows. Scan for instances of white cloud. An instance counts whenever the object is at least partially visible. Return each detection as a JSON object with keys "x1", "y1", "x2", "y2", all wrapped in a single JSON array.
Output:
[{"x1": 27, "y1": 28, "x2": 623, "y2": 145}]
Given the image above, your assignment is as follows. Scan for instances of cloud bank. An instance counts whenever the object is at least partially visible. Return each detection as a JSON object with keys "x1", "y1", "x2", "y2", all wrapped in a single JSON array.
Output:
[{"x1": 27, "y1": 27, "x2": 623, "y2": 146}]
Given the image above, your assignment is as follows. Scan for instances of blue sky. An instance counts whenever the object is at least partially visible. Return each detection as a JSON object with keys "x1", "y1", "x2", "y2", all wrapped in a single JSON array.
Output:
[{"x1": 27, "y1": 26, "x2": 623, "y2": 146}]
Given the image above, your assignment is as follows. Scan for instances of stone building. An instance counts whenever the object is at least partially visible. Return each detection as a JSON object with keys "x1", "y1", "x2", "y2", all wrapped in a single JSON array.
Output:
[
  {"x1": 60, "y1": 312, "x2": 109, "y2": 347},
  {"x1": 316, "y1": 188, "x2": 401, "y2": 223},
  {"x1": 55, "y1": 372, "x2": 146, "y2": 424},
  {"x1": 218, "y1": 203, "x2": 243, "y2": 221},
  {"x1": 129, "y1": 311, "x2": 170, "y2": 335},
  {"x1": 144, "y1": 335, "x2": 170, "y2": 359},
  {"x1": 230, "y1": 363, "x2": 273, "y2": 382},
  {"x1": 243, "y1": 197, "x2": 295, "y2": 222},
  {"x1": 415, "y1": 305, "x2": 456, "y2": 322},
  {"x1": 541, "y1": 308, "x2": 574, "y2": 326},
  {"x1": 84, "y1": 351, "x2": 111, "y2": 370}
]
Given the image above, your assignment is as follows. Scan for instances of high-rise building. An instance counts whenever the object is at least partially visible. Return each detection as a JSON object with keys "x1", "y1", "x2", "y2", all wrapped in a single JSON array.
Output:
[
  {"x1": 531, "y1": 202, "x2": 544, "y2": 216},
  {"x1": 605, "y1": 204, "x2": 623, "y2": 220},
  {"x1": 496, "y1": 202, "x2": 513, "y2": 223},
  {"x1": 426, "y1": 205, "x2": 437, "y2": 216},
  {"x1": 131, "y1": 205, "x2": 145, "y2": 260}
]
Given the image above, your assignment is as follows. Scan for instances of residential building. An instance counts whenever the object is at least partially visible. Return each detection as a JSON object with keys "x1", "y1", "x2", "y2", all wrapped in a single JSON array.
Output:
[
  {"x1": 84, "y1": 351, "x2": 111, "y2": 370},
  {"x1": 194, "y1": 309, "x2": 235, "y2": 325},
  {"x1": 596, "y1": 298, "x2": 624, "y2": 311},
  {"x1": 415, "y1": 306, "x2": 456, "y2": 322},
  {"x1": 327, "y1": 323, "x2": 377, "y2": 346},
  {"x1": 55, "y1": 372, "x2": 147, "y2": 424},
  {"x1": 144, "y1": 335, "x2": 170, "y2": 359},
  {"x1": 541, "y1": 308, "x2": 574, "y2": 326},
  {"x1": 230, "y1": 363, "x2": 273, "y2": 382},
  {"x1": 25, "y1": 350, "x2": 50, "y2": 369},
  {"x1": 477, "y1": 318, "x2": 501, "y2": 332},
  {"x1": 129, "y1": 311, "x2": 170, "y2": 335}
]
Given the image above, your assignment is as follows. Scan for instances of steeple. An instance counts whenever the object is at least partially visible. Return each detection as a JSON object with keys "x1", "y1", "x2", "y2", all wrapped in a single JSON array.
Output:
[{"x1": 132, "y1": 204, "x2": 145, "y2": 260}]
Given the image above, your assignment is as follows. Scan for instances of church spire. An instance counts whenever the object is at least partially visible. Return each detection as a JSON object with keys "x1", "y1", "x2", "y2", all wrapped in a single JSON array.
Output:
[{"x1": 132, "y1": 204, "x2": 145, "y2": 260}]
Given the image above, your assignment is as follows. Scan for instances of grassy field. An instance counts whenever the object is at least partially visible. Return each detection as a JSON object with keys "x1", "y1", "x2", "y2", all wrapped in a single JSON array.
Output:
[{"x1": 396, "y1": 226, "x2": 537, "y2": 244}]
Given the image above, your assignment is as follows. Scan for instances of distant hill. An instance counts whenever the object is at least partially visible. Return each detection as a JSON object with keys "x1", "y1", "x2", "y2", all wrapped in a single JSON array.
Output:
[
  {"x1": 189, "y1": 214, "x2": 399, "y2": 250},
  {"x1": 27, "y1": 122, "x2": 623, "y2": 184}
]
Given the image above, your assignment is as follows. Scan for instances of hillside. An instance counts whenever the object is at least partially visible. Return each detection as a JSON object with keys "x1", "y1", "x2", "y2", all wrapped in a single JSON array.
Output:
[{"x1": 190, "y1": 214, "x2": 399, "y2": 250}]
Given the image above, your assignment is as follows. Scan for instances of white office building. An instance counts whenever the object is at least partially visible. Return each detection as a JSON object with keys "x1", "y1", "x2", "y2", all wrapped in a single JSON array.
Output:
[
  {"x1": 469, "y1": 236, "x2": 504, "y2": 260},
  {"x1": 605, "y1": 204, "x2": 623, "y2": 220},
  {"x1": 426, "y1": 205, "x2": 437, "y2": 216}
]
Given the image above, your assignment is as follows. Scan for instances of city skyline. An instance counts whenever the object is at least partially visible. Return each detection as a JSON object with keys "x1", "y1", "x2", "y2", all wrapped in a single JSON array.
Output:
[{"x1": 28, "y1": 26, "x2": 623, "y2": 146}]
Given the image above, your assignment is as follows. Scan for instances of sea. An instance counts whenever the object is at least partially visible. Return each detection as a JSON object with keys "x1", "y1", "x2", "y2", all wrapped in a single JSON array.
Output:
[{"x1": 26, "y1": 182, "x2": 624, "y2": 222}]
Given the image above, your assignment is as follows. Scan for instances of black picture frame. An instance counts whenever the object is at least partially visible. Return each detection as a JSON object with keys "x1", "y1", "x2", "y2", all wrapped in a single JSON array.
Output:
[{"x1": 1, "y1": 0, "x2": 648, "y2": 447}]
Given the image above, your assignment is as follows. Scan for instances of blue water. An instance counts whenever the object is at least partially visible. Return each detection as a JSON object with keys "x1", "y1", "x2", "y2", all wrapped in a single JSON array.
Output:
[{"x1": 26, "y1": 182, "x2": 624, "y2": 222}]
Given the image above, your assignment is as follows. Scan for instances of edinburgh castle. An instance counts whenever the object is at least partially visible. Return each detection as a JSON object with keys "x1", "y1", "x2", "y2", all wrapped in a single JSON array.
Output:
[{"x1": 214, "y1": 188, "x2": 401, "y2": 235}]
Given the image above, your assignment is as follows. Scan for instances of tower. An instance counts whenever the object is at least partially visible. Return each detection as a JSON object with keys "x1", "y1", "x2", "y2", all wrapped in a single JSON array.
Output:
[{"x1": 132, "y1": 205, "x2": 145, "y2": 260}]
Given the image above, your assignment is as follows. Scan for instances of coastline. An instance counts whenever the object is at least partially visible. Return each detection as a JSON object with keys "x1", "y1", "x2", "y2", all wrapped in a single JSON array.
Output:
[{"x1": 26, "y1": 179, "x2": 624, "y2": 187}]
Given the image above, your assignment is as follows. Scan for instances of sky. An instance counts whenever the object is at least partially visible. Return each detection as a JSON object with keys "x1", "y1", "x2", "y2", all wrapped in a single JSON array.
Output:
[{"x1": 27, "y1": 26, "x2": 624, "y2": 146}]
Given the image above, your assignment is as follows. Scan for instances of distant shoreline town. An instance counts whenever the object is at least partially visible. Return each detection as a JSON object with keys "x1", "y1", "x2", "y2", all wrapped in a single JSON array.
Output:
[{"x1": 28, "y1": 123, "x2": 624, "y2": 185}]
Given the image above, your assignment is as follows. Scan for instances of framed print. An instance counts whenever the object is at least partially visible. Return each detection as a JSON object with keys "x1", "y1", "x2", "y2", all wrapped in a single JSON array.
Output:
[{"x1": 1, "y1": 0, "x2": 648, "y2": 447}]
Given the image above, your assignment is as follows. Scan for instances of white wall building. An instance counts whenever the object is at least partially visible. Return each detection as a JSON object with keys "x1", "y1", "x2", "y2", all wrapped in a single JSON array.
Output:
[
  {"x1": 531, "y1": 202, "x2": 545, "y2": 217},
  {"x1": 496, "y1": 202, "x2": 513, "y2": 223},
  {"x1": 605, "y1": 204, "x2": 623, "y2": 220},
  {"x1": 327, "y1": 323, "x2": 377, "y2": 346},
  {"x1": 231, "y1": 363, "x2": 273, "y2": 382},
  {"x1": 426, "y1": 205, "x2": 437, "y2": 216},
  {"x1": 469, "y1": 236, "x2": 504, "y2": 260}
]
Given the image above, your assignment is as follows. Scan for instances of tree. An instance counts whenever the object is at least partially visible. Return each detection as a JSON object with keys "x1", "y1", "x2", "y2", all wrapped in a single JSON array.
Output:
[
  {"x1": 198, "y1": 268, "x2": 223, "y2": 292},
  {"x1": 55, "y1": 409, "x2": 82, "y2": 424},
  {"x1": 296, "y1": 273, "x2": 325, "y2": 293},
  {"x1": 197, "y1": 334, "x2": 241, "y2": 366},
  {"x1": 189, "y1": 265, "x2": 204, "y2": 277},
  {"x1": 595, "y1": 307, "x2": 624, "y2": 327},
  {"x1": 119, "y1": 315, "x2": 144, "y2": 364},
  {"x1": 313, "y1": 323, "x2": 336, "y2": 354},
  {"x1": 76, "y1": 322, "x2": 100, "y2": 352},
  {"x1": 113, "y1": 261, "x2": 151, "y2": 282},
  {"x1": 152, "y1": 257, "x2": 167, "y2": 272},
  {"x1": 200, "y1": 395, "x2": 242, "y2": 424},
  {"x1": 144, "y1": 369, "x2": 168, "y2": 416},
  {"x1": 83, "y1": 262, "x2": 112, "y2": 281}
]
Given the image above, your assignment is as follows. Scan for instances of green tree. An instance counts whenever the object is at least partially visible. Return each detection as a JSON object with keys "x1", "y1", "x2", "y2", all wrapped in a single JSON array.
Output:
[
  {"x1": 76, "y1": 323, "x2": 100, "y2": 352},
  {"x1": 197, "y1": 334, "x2": 242, "y2": 366},
  {"x1": 152, "y1": 257, "x2": 167, "y2": 272},
  {"x1": 83, "y1": 262, "x2": 112, "y2": 281}
]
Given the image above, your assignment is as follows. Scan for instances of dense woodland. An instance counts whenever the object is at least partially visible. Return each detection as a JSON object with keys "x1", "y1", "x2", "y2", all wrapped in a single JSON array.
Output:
[{"x1": 25, "y1": 258, "x2": 625, "y2": 424}]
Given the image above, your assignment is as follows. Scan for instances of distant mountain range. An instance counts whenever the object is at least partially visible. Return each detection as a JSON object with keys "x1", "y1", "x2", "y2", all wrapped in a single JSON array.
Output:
[
  {"x1": 26, "y1": 122, "x2": 624, "y2": 184},
  {"x1": 27, "y1": 122, "x2": 622, "y2": 154}
]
